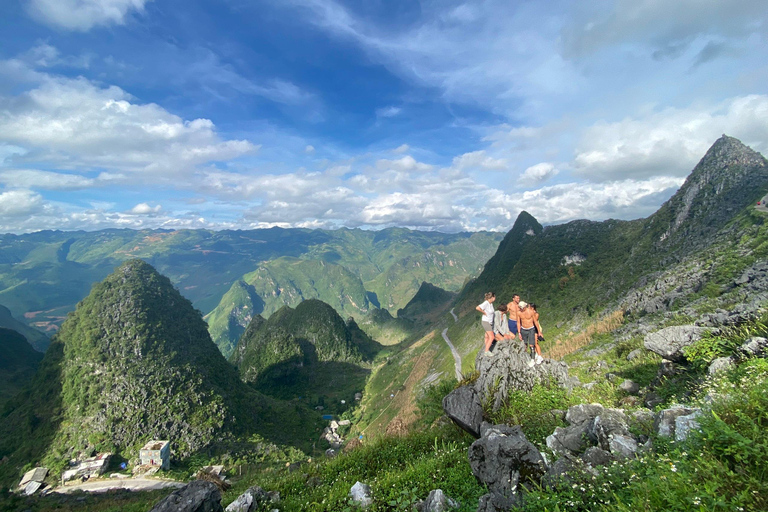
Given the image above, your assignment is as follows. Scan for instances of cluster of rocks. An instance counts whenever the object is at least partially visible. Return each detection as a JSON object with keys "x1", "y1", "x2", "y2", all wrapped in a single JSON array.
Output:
[
  {"x1": 148, "y1": 480, "x2": 280, "y2": 512},
  {"x1": 348, "y1": 481, "x2": 459, "y2": 512},
  {"x1": 450, "y1": 401, "x2": 704, "y2": 512}
]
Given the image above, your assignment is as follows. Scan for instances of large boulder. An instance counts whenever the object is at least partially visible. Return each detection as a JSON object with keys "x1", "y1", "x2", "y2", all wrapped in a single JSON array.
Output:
[
  {"x1": 473, "y1": 341, "x2": 570, "y2": 411},
  {"x1": 442, "y1": 385, "x2": 483, "y2": 438},
  {"x1": 588, "y1": 409, "x2": 630, "y2": 450},
  {"x1": 736, "y1": 337, "x2": 768, "y2": 360},
  {"x1": 469, "y1": 424, "x2": 547, "y2": 511},
  {"x1": 149, "y1": 480, "x2": 223, "y2": 512},
  {"x1": 350, "y1": 481, "x2": 373, "y2": 508},
  {"x1": 644, "y1": 326, "x2": 707, "y2": 362},
  {"x1": 546, "y1": 424, "x2": 590, "y2": 456},
  {"x1": 225, "y1": 486, "x2": 278, "y2": 512}
]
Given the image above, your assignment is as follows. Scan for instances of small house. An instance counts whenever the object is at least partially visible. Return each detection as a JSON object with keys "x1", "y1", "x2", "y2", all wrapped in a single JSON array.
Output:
[{"x1": 139, "y1": 440, "x2": 170, "y2": 470}]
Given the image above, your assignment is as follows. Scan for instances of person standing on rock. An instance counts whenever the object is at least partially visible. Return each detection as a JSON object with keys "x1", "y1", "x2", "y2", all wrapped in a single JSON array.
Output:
[
  {"x1": 493, "y1": 304, "x2": 516, "y2": 343},
  {"x1": 476, "y1": 292, "x2": 496, "y2": 353},
  {"x1": 506, "y1": 294, "x2": 520, "y2": 336},
  {"x1": 517, "y1": 301, "x2": 543, "y2": 366},
  {"x1": 530, "y1": 303, "x2": 544, "y2": 364}
]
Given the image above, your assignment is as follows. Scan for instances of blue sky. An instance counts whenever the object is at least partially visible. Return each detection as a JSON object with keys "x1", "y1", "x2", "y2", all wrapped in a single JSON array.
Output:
[{"x1": 0, "y1": 0, "x2": 767, "y2": 233}]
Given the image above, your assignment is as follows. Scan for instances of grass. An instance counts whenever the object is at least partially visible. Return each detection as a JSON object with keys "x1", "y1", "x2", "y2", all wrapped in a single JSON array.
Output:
[{"x1": 545, "y1": 311, "x2": 625, "y2": 360}]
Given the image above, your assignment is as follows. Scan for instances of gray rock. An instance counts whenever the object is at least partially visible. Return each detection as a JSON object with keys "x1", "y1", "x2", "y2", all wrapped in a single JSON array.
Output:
[
  {"x1": 442, "y1": 385, "x2": 483, "y2": 438},
  {"x1": 675, "y1": 410, "x2": 702, "y2": 442},
  {"x1": 546, "y1": 424, "x2": 590, "y2": 456},
  {"x1": 415, "y1": 489, "x2": 459, "y2": 512},
  {"x1": 469, "y1": 424, "x2": 547, "y2": 510},
  {"x1": 582, "y1": 382, "x2": 597, "y2": 390},
  {"x1": 565, "y1": 404, "x2": 604, "y2": 426},
  {"x1": 627, "y1": 349, "x2": 643, "y2": 361},
  {"x1": 542, "y1": 457, "x2": 578, "y2": 487},
  {"x1": 655, "y1": 406, "x2": 698, "y2": 438},
  {"x1": 589, "y1": 410, "x2": 630, "y2": 450},
  {"x1": 609, "y1": 435, "x2": 639, "y2": 459},
  {"x1": 736, "y1": 337, "x2": 768, "y2": 359},
  {"x1": 225, "y1": 486, "x2": 270, "y2": 512},
  {"x1": 149, "y1": 480, "x2": 223, "y2": 512},
  {"x1": 473, "y1": 341, "x2": 570, "y2": 411},
  {"x1": 581, "y1": 447, "x2": 612, "y2": 467},
  {"x1": 658, "y1": 359, "x2": 681, "y2": 378},
  {"x1": 349, "y1": 482, "x2": 373, "y2": 508},
  {"x1": 644, "y1": 325, "x2": 707, "y2": 362},
  {"x1": 644, "y1": 391, "x2": 664, "y2": 409},
  {"x1": 708, "y1": 357, "x2": 734, "y2": 376},
  {"x1": 325, "y1": 448, "x2": 337, "y2": 458},
  {"x1": 619, "y1": 380, "x2": 640, "y2": 395}
]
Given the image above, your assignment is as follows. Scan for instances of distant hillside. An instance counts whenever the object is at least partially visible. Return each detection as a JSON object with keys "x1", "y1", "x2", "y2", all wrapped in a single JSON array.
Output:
[
  {"x1": 0, "y1": 304, "x2": 50, "y2": 352},
  {"x1": 0, "y1": 327, "x2": 43, "y2": 405},
  {"x1": 397, "y1": 282, "x2": 456, "y2": 326},
  {"x1": 206, "y1": 230, "x2": 501, "y2": 355},
  {"x1": 231, "y1": 299, "x2": 382, "y2": 410},
  {"x1": 0, "y1": 260, "x2": 321, "y2": 485},
  {"x1": 0, "y1": 228, "x2": 502, "y2": 353}
]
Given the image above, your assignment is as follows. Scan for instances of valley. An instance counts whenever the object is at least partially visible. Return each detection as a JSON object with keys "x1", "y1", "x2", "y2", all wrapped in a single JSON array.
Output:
[{"x1": 1, "y1": 136, "x2": 767, "y2": 512}]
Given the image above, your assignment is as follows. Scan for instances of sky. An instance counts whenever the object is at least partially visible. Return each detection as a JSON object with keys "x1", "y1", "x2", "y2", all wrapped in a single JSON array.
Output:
[{"x1": 0, "y1": 0, "x2": 767, "y2": 234}]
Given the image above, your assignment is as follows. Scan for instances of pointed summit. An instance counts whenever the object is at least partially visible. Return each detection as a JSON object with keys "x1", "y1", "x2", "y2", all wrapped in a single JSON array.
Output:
[{"x1": 650, "y1": 135, "x2": 768, "y2": 245}]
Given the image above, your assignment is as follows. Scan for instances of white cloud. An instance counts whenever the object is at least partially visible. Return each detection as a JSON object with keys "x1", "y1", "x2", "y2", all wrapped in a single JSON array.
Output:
[
  {"x1": 0, "y1": 189, "x2": 46, "y2": 217},
  {"x1": 27, "y1": 0, "x2": 152, "y2": 31},
  {"x1": 0, "y1": 73, "x2": 257, "y2": 177},
  {"x1": 563, "y1": 0, "x2": 768, "y2": 59},
  {"x1": 451, "y1": 150, "x2": 507, "y2": 171},
  {"x1": 392, "y1": 144, "x2": 410, "y2": 154},
  {"x1": 521, "y1": 162, "x2": 559, "y2": 184},
  {"x1": 127, "y1": 202, "x2": 161, "y2": 215},
  {"x1": 375, "y1": 155, "x2": 433, "y2": 173},
  {"x1": 305, "y1": 145, "x2": 315, "y2": 153},
  {"x1": 376, "y1": 106, "x2": 402, "y2": 118},
  {"x1": 0, "y1": 169, "x2": 96, "y2": 189},
  {"x1": 573, "y1": 95, "x2": 768, "y2": 181}
]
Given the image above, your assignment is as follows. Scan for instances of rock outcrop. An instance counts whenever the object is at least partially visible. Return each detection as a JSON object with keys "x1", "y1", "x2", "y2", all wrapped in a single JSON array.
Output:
[
  {"x1": 149, "y1": 480, "x2": 223, "y2": 512},
  {"x1": 473, "y1": 340, "x2": 570, "y2": 411},
  {"x1": 644, "y1": 325, "x2": 708, "y2": 362}
]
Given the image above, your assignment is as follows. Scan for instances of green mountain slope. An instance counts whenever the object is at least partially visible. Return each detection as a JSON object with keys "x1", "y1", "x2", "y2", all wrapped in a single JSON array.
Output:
[
  {"x1": 0, "y1": 260, "x2": 321, "y2": 485},
  {"x1": 0, "y1": 327, "x2": 43, "y2": 406},
  {"x1": 231, "y1": 299, "x2": 383, "y2": 411},
  {"x1": 0, "y1": 304, "x2": 50, "y2": 352}
]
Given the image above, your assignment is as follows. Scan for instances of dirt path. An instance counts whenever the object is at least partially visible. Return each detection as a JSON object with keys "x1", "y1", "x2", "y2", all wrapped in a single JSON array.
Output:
[
  {"x1": 53, "y1": 478, "x2": 185, "y2": 494},
  {"x1": 442, "y1": 308, "x2": 462, "y2": 380}
]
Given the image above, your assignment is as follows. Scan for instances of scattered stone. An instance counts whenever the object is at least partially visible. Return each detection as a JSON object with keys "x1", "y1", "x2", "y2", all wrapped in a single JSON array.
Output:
[
  {"x1": 626, "y1": 349, "x2": 643, "y2": 361},
  {"x1": 619, "y1": 380, "x2": 640, "y2": 395},
  {"x1": 414, "y1": 489, "x2": 459, "y2": 512},
  {"x1": 349, "y1": 482, "x2": 373, "y2": 508},
  {"x1": 549, "y1": 409, "x2": 566, "y2": 422},
  {"x1": 736, "y1": 337, "x2": 768, "y2": 360},
  {"x1": 442, "y1": 385, "x2": 483, "y2": 438},
  {"x1": 225, "y1": 486, "x2": 272, "y2": 512},
  {"x1": 546, "y1": 424, "x2": 590, "y2": 456},
  {"x1": 604, "y1": 372, "x2": 619, "y2": 383},
  {"x1": 644, "y1": 325, "x2": 707, "y2": 362},
  {"x1": 582, "y1": 382, "x2": 597, "y2": 390},
  {"x1": 644, "y1": 392, "x2": 664, "y2": 409},
  {"x1": 589, "y1": 409, "x2": 630, "y2": 450},
  {"x1": 708, "y1": 357, "x2": 735, "y2": 375},
  {"x1": 675, "y1": 410, "x2": 702, "y2": 442},
  {"x1": 658, "y1": 359, "x2": 680, "y2": 378},
  {"x1": 149, "y1": 480, "x2": 223, "y2": 512},
  {"x1": 565, "y1": 404, "x2": 604, "y2": 426},
  {"x1": 542, "y1": 457, "x2": 578, "y2": 487},
  {"x1": 581, "y1": 447, "x2": 612, "y2": 467},
  {"x1": 325, "y1": 449, "x2": 337, "y2": 458},
  {"x1": 655, "y1": 406, "x2": 698, "y2": 438},
  {"x1": 608, "y1": 435, "x2": 639, "y2": 459},
  {"x1": 618, "y1": 396, "x2": 641, "y2": 407}
]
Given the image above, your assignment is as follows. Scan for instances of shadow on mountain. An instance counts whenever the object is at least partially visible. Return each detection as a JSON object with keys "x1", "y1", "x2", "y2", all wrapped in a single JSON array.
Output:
[{"x1": 0, "y1": 340, "x2": 64, "y2": 486}]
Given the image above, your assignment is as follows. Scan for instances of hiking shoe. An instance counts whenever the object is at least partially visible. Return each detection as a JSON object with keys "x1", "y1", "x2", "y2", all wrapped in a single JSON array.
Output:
[
  {"x1": 484, "y1": 350, "x2": 495, "y2": 357},
  {"x1": 535, "y1": 355, "x2": 544, "y2": 364}
]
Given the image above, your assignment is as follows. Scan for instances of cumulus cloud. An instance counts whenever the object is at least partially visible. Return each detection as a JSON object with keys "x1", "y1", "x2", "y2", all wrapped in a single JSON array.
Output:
[
  {"x1": 392, "y1": 144, "x2": 410, "y2": 154},
  {"x1": 573, "y1": 95, "x2": 768, "y2": 181},
  {"x1": 451, "y1": 150, "x2": 507, "y2": 171},
  {"x1": 375, "y1": 155, "x2": 433, "y2": 173},
  {"x1": 27, "y1": 0, "x2": 152, "y2": 31},
  {"x1": 520, "y1": 162, "x2": 559, "y2": 184},
  {"x1": 0, "y1": 189, "x2": 46, "y2": 217},
  {"x1": 0, "y1": 73, "x2": 256, "y2": 177},
  {"x1": 127, "y1": 202, "x2": 161, "y2": 215},
  {"x1": 305, "y1": 145, "x2": 315, "y2": 153}
]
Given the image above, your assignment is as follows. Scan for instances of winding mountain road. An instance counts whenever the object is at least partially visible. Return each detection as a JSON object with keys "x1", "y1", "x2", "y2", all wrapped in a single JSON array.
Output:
[{"x1": 442, "y1": 308, "x2": 462, "y2": 381}]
